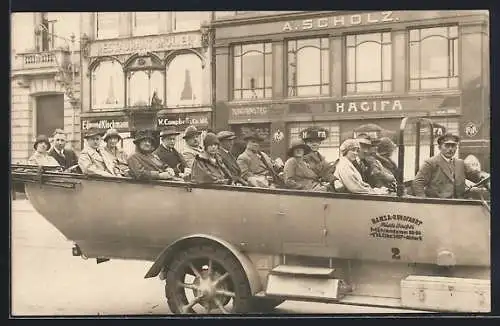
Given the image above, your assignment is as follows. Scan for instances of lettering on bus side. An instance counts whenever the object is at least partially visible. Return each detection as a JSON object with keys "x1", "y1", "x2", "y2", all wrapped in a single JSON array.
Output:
[{"x1": 369, "y1": 214, "x2": 424, "y2": 241}]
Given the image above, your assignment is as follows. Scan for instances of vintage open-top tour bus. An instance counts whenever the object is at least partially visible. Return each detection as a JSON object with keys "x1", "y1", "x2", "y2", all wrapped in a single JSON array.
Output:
[{"x1": 11, "y1": 117, "x2": 490, "y2": 314}]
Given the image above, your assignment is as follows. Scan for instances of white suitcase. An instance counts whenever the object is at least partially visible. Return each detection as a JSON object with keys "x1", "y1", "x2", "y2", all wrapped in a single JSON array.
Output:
[{"x1": 400, "y1": 275, "x2": 490, "y2": 312}]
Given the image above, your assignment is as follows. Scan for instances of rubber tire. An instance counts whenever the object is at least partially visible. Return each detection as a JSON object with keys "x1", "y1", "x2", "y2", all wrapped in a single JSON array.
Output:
[
  {"x1": 165, "y1": 245, "x2": 253, "y2": 314},
  {"x1": 251, "y1": 297, "x2": 285, "y2": 313}
]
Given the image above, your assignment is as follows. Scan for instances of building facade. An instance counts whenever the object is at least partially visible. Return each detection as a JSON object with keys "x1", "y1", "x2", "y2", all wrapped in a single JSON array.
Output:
[
  {"x1": 11, "y1": 12, "x2": 82, "y2": 164},
  {"x1": 80, "y1": 12, "x2": 214, "y2": 154},
  {"x1": 212, "y1": 10, "x2": 490, "y2": 177}
]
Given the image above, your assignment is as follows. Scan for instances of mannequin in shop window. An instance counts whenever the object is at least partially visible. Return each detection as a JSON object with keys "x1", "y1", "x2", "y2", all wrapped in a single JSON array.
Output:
[{"x1": 151, "y1": 90, "x2": 162, "y2": 109}]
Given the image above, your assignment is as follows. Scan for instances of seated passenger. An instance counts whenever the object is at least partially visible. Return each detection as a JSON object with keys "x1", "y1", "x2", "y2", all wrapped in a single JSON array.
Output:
[
  {"x1": 356, "y1": 134, "x2": 396, "y2": 190},
  {"x1": 153, "y1": 126, "x2": 190, "y2": 179},
  {"x1": 237, "y1": 133, "x2": 284, "y2": 188},
  {"x1": 333, "y1": 139, "x2": 389, "y2": 195},
  {"x1": 101, "y1": 128, "x2": 130, "y2": 177},
  {"x1": 127, "y1": 130, "x2": 178, "y2": 181},
  {"x1": 28, "y1": 135, "x2": 62, "y2": 169},
  {"x1": 283, "y1": 140, "x2": 328, "y2": 191},
  {"x1": 48, "y1": 129, "x2": 79, "y2": 171},
  {"x1": 413, "y1": 133, "x2": 484, "y2": 199},
  {"x1": 301, "y1": 127, "x2": 336, "y2": 183},
  {"x1": 190, "y1": 133, "x2": 231, "y2": 184},
  {"x1": 182, "y1": 125, "x2": 204, "y2": 169},
  {"x1": 375, "y1": 137, "x2": 399, "y2": 178},
  {"x1": 78, "y1": 129, "x2": 116, "y2": 177}
]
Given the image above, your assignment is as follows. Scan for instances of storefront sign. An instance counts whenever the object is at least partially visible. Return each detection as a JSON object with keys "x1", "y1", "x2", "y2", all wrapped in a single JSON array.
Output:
[
  {"x1": 370, "y1": 214, "x2": 424, "y2": 242},
  {"x1": 81, "y1": 118, "x2": 130, "y2": 131},
  {"x1": 334, "y1": 100, "x2": 403, "y2": 113},
  {"x1": 156, "y1": 112, "x2": 210, "y2": 130},
  {"x1": 229, "y1": 106, "x2": 270, "y2": 120},
  {"x1": 90, "y1": 32, "x2": 202, "y2": 57},
  {"x1": 282, "y1": 11, "x2": 398, "y2": 32}
]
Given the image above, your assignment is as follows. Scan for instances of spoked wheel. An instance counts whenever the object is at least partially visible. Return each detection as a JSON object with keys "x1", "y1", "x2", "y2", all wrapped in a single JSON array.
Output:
[{"x1": 165, "y1": 245, "x2": 252, "y2": 314}]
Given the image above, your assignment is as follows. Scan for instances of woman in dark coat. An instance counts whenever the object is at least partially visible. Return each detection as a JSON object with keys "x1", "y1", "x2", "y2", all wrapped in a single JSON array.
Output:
[
  {"x1": 283, "y1": 140, "x2": 328, "y2": 191},
  {"x1": 374, "y1": 137, "x2": 399, "y2": 178},
  {"x1": 190, "y1": 133, "x2": 231, "y2": 184}
]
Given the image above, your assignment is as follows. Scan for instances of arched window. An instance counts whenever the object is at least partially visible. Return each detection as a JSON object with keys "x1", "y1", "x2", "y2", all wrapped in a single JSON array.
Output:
[
  {"x1": 166, "y1": 53, "x2": 203, "y2": 107},
  {"x1": 125, "y1": 56, "x2": 165, "y2": 107},
  {"x1": 91, "y1": 60, "x2": 124, "y2": 109}
]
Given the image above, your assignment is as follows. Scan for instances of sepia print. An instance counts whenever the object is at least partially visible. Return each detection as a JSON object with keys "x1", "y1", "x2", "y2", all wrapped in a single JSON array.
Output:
[{"x1": 10, "y1": 10, "x2": 490, "y2": 316}]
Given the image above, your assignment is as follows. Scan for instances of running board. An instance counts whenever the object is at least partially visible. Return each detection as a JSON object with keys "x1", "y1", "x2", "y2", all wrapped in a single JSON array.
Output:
[{"x1": 265, "y1": 265, "x2": 349, "y2": 301}]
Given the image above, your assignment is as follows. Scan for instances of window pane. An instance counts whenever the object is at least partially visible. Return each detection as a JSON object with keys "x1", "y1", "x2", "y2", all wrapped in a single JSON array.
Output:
[
  {"x1": 356, "y1": 42, "x2": 381, "y2": 82},
  {"x1": 321, "y1": 49, "x2": 329, "y2": 84},
  {"x1": 166, "y1": 54, "x2": 203, "y2": 106},
  {"x1": 297, "y1": 85, "x2": 320, "y2": 96},
  {"x1": 242, "y1": 43, "x2": 264, "y2": 54},
  {"x1": 92, "y1": 60, "x2": 124, "y2": 108},
  {"x1": 133, "y1": 12, "x2": 159, "y2": 36},
  {"x1": 421, "y1": 27, "x2": 447, "y2": 39},
  {"x1": 356, "y1": 82, "x2": 381, "y2": 93},
  {"x1": 346, "y1": 47, "x2": 356, "y2": 82},
  {"x1": 420, "y1": 36, "x2": 449, "y2": 78},
  {"x1": 409, "y1": 42, "x2": 420, "y2": 79},
  {"x1": 297, "y1": 38, "x2": 320, "y2": 49},
  {"x1": 96, "y1": 12, "x2": 119, "y2": 39},
  {"x1": 151, "y1": 71, "x2": 164, "y2": 103},
  {"x1": 173, "y1": 11, "x2": 209, "y2": 32},
  {"x1": 242, "y1": 52, "x2": 264, "y2": 89},
  {"x1": 129, "y1": 71, "x2": 149, "y2": 106},
  {"x1": 382, "y1": 44, "x2": 392, "y2": 80},
  {"x1": 265, "y1": 53, "x2": 272, "y2": 88},
  {"x1": 420, "y1": 78, "x2": 449, "y2": 89},
  {"x1": 453, "y1": 39, "x2": 459, "y2": 76},
  {"x1": 297, "y1": 47, "x2": 320, "y2": 86},
  {"x1": 233, "y1": 56, "x2": 241, "y2": 89}
]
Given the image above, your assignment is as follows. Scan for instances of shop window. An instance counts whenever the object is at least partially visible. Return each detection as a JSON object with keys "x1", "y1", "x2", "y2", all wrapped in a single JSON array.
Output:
[
  {"x1": 166, "y1": 53, "x2": 203, "y2": 107},
  {"x1": 288, "y1": 122, "x2": 340, "y2": 162},
  {"x1": 287, "y1": 37, "x2": 330, "y2": 97},
  {"x1": 172, "y1": 11, "x2": 210, "y2": 32},
  {"x1": 232, "y1": 42, "x2": 272, "y2": 100},
  {"x1": 409, "y1": 26, "x2": 459, "y2": 90},
  {"x1": 132, "y1": 12, "x2": 160, "y2": 36},
  {"x1": 91, "y1": 60, "x2": 124, "y2": 109},
  {"x1": 127, "y1": 70, "x2": 165, "y2": 107},
  {"x1": 345, "y1": 32, "x2": 392, "y2": 94},
  {"x1": 95, "y1": 12, "x2": 119, "y2": 40}
]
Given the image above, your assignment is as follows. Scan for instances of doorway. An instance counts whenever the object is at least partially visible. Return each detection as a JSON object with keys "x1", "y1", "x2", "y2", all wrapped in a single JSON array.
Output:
[{"x1": 35, "y1": 94, "x2": 64, "y2": 137}]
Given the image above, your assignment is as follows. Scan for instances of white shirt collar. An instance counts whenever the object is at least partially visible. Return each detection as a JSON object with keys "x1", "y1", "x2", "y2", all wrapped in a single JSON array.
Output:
[{"x1": 54, "y1": 147, "x2": 64, "y2": 156}]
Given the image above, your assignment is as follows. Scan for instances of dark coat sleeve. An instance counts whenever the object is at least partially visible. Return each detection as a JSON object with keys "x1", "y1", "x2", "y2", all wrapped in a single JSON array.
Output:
[
  {"x1": 413, "y1": 160, "x2": 434, "y2": 197},
  {"x1": 127, "y1": 155, "x2": 160, "y2": 180},
  {"x1": 190, "y1": 159, "x2": 220, "y2": 184}
]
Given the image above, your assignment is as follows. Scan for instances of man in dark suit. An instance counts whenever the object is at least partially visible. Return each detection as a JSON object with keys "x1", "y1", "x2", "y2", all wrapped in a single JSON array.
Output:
[
  {"x1": 216, "y1": 130, "x2": 241, "y2": 179},
  {"x1": 48, "y1": 129, "x2": 79, "y2": 171},
  {"x1": 153, "y1": 126, "x2": 189, "y2": 178},
  {"x1": 413, "y1": 133, "x2": 483, "y2": 199}
]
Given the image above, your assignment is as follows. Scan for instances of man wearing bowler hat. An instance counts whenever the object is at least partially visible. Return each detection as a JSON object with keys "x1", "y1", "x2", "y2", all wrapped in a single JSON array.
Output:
[
  {"x1": 182, "y1": 125, "x2": 204, "y2": 169},
  {"x1": 237, "y1": 132, "x2": 284, "y2": 188},
  {"x1": 154, "y1": 126, "x2": 189, "y2": 178},
  {"x1": 78, "y1": 128, "x2": 116, "y2": 177},
  {"x1": 216, "y1": 130, "x2": 242, "y2": 180},
  {"x1": 413, "y1": 133, "x2": 484, "y2": 199}
]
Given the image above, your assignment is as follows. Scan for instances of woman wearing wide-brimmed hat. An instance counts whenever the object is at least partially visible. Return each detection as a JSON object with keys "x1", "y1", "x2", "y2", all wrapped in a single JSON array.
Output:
[
  {"x1": 27, "y1": 135, "x2": 61, "y2": 168},
  {"x1": 333, "y1": 139, "x2": 388, "y2": 195},
  {"x1": 101, "y1": 128, "x2": 130, "y2": 177},
  {"x1": 283, "y1": 140, "x2": 328, "y2": 191},
  {"x1": 127, "y1": 129, "x2": 179, "y2": 181},
  {"x1": 181, "y1": 125, "x2": 203, "y2": 169},
  {"x1": 301, "y1": 127, "x2": 333, "y2": 181}
]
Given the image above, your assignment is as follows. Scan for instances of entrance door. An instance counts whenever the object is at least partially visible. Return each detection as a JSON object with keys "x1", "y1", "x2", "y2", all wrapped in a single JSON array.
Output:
[{"x1": 36, "y1": 94, "x2": 64, "y2": 137}]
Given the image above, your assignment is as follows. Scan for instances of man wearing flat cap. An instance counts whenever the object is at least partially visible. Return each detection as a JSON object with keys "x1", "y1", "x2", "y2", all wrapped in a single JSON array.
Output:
[
  {"x1": 216, "y1": 130, "x2": 242, "y2": 181},
  {"x1": 237, "y1": 133, "x2": 284, "y2": 188},
  {"x1": 154, "y1": 126, "x2": 189, "y2": 178},
  {"x1": 182, "y1": 125, "x2": 204, "y2": 169},
  {"x1": 78, "y1": 128, "x2": 116, "y2": 177},
  {"x1": 413, "y1": 133, "x2": 484, "y2": 199}
]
